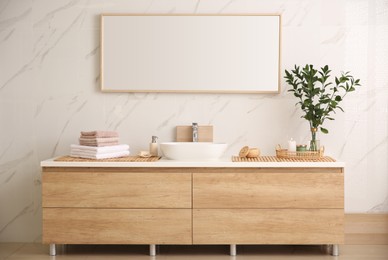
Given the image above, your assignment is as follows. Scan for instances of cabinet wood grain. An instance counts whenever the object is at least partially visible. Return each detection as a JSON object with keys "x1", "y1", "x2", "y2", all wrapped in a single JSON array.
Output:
[
  {"x1": 41, "y1": 166, "x2": 344, "y2": 247},
  {"x1": 42, "y1": 171, "x2": 191, "y2": 208},
  {"x1": 193, "y1": 209, "x2": 344, "y2": 244},
  {"x1": 193, "y1": 172, "x2": 343, "y2": 209},
  {"x1": 43, "y1": 208, "x2": 192, "y2": 244}
]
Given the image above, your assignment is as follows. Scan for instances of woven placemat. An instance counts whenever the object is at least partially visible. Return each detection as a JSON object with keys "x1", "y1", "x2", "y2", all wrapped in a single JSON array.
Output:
[
  {"x1": 54, "y1": 155, "x2": 161, "y2": 162},
  {"x1": 232, "y1": 156, "x2": 336, "y2": 162}
]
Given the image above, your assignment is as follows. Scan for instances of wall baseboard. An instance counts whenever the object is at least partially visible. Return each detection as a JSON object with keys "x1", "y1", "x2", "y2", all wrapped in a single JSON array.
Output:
[{"x1": 345, "y1": 213, "x2": 388, "y2": 245}]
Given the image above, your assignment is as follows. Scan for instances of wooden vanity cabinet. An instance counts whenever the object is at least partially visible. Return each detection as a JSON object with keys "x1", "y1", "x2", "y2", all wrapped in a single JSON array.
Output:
[
  {"x1": 42, "y1": 166, "x2": 344, "y2": 254},
  {"x1": 42, "y1": 168, "x2": 192, "y2": 245},
  {"x1": 192, "y1": 168, "x2": 344, "y2": 245}
]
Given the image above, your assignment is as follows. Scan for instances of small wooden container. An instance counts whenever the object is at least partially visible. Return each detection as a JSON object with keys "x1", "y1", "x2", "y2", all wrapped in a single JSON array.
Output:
[
  {"x1": 246, "y1": 148, "x2": 260, "y2": 158},
  {"x1": 239, "y1": 146, "x2": 260, "y2": 158},
  {"x1": 239, "y1": 146, "x2": 250, "y2": 157}
]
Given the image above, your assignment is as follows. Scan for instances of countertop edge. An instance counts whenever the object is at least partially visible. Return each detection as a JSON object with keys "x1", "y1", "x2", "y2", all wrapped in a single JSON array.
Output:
[{"x1": 40, "y1": 157, "x2": 345, "y2": 168}]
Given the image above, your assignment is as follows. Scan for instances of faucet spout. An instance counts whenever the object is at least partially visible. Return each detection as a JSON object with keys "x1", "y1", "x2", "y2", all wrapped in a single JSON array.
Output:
[{"x1": 192, "y1": 123, "x2": 199, "y2": 142}]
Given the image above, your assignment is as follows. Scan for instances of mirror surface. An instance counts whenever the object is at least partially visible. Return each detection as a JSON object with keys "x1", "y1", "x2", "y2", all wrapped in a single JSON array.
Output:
[{"x1": 101, "y1": 14, "x2": 281, "y2": 93}]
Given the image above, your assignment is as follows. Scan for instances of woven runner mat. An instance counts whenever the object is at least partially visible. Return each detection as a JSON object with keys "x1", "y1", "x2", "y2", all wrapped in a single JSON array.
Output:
[
  {"x1": 55, "y1": 155, "x2": 161, "y2": 162},
  {"x1": 232, "y1": 156, "x2": 336, "y2": 162}
]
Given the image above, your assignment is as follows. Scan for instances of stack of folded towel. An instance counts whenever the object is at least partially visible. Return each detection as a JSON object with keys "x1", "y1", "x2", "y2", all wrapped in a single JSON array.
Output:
[
  {"x1": 79, "y1": 130, "x2": 119, "y2": 146},
  {"x1": 70, "y1": 131, "x2": 130, "y2": 159},
  {"x1": 70, "y1": 144, "x2": 130, "y2": 159}
]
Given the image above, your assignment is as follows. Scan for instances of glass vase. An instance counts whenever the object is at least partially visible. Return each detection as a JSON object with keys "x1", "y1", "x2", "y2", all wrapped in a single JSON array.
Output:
[{"x1": 310, "y1": 128, "x2": 320, "y2": 151}]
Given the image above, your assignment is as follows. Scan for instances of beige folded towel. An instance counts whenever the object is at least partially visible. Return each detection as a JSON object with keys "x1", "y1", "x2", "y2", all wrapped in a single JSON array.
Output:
[
  {"x1": 80, "y1": 135, "x2": 118, "y2": 139},
  {"x1": 80, "y1": 131, "x2": 119, "y2": 138},
  {"x1": 79, "y1": 142, "x2": 119, "y2": 147},
  {"x1": 79, "y1": 137, "x2": 119, "y2": 143},
  {"x1": 79, "y1": 137, "x2": 119, "y2": 147}
]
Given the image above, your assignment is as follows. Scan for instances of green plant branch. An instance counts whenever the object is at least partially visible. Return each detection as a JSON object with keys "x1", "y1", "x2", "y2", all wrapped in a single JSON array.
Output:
[{"x1": 284, "y1": 65, "x2": 360, "y2": 135}]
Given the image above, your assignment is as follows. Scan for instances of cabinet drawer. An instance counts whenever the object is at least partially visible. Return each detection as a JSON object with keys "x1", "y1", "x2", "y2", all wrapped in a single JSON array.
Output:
[
  {"x1": 43, "y1": 208, "x2": 192, "y2": 244},
  {"x1": 42, "y1": 171, "x2": 191, "y2": 208},
  {"x1": 193, "y1": 172, "x2": 343, "y2": 208},
  {"x1": 193, "y1": 209, "x2": 344, "y2": 244}
]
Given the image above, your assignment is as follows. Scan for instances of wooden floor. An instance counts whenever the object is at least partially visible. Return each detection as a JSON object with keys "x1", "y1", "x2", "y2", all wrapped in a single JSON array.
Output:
[{"x1": 1, "y1": 243, "x2": 388, "y2": 260}]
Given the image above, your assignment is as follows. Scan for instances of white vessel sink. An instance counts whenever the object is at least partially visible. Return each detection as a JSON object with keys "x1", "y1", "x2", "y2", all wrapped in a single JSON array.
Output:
[{"x1": 160, "y1": 142, "x2": 228, "y2": 161}]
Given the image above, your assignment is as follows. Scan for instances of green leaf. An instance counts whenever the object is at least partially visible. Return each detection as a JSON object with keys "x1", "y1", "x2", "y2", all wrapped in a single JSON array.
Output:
[
  {"x1": 320, "y1": 127, "x2": 329, "y2": 134},
  {"x1": 335, "y1": 77, "x2": 339, "y2": 85},
  {"x1": 330, "y1": 100, "x2": 338, "y2": 107},
  {"x1": 335, "y1": 96, "x2": 342, "y2": 102}
]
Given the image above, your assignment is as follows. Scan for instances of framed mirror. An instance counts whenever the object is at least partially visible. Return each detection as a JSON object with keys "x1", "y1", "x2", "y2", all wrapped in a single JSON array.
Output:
[{"x1": 101, "y1": 14, "x2": 281, "y2": 93}]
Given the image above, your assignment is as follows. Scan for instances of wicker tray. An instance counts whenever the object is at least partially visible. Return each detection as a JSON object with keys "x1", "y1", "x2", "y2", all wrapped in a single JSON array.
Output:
[
  {"x1": 232, "y1": 155, "x2": 335, "y2": 162},
  {"x1": 54, "y1": 155, "x2": 161, "y2": 162},
  {"x1": 276, "y1": 144, "x2": 324, "y2": 160}
]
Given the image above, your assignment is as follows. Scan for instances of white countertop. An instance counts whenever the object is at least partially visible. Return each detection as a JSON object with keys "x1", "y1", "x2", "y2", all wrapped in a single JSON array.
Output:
[{"x1": 41, "y1": 157, "x2": 345, "y2": 168}]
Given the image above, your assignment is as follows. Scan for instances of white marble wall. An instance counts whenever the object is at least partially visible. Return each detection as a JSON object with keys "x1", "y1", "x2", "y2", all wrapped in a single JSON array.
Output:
[{"x1": 0, "y1": 0, "x2": 387, "y2": 242}]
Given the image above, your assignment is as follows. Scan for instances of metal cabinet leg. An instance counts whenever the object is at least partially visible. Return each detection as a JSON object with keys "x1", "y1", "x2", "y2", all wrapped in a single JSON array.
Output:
[
  {"x1": 149, "y1": 244, "x2": 156, "y2": 256},
  {"x1": 49, "y1": 244, "x2": 56, "y2": 256},
  {"x1": 331, "y1": 244, "x2": 339, "y2": 256},
  {"x1": 230, "y1": 244, "x2": 237, "y2": 256}
]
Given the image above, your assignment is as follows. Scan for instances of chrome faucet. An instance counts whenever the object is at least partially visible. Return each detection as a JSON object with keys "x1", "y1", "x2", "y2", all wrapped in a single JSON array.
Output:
[{"x1": 192, "y1": 122, "x2": 199, "y2": 142}]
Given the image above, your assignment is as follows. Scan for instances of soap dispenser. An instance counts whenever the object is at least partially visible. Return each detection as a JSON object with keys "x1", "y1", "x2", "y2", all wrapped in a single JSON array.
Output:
[{"x1": 149, "y1": 136, "x2": 158, "y2": 156}]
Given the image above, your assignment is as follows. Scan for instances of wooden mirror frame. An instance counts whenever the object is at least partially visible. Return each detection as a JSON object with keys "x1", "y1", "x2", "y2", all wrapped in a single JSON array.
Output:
[{"x1": 100, "y1": 14, "x2": 281, "y2": 94}]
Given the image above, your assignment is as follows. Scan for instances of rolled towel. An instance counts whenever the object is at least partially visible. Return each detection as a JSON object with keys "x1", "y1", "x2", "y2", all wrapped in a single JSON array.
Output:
[
  {"x1": 81, "y1": 131, "x2": 119, "y2": 138},
  {"x1": 71, "y1": 144, "x2": 130, "y2": 153},
  {"x1": 70, "y1": 150, "x2": 130, "y2": 160}
]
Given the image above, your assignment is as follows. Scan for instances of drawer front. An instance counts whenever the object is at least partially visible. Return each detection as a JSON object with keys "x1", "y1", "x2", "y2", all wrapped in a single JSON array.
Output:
[
  {"x1": 193, "y1": 209, "x2": 344, "y2": 244},
  {"x1": 43, "y1": 208, "x2": 192, "y2": 244},
  {"x1": 42, "y1": 171, "x2": 191, "y2": 208},
  {"x1": 193, "y1": 172, "x2": 343, "y2": 208}
]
